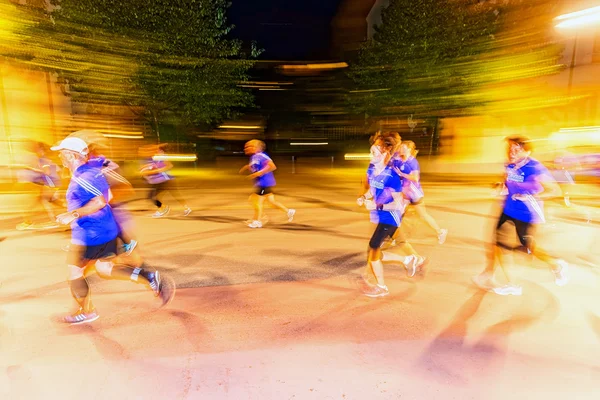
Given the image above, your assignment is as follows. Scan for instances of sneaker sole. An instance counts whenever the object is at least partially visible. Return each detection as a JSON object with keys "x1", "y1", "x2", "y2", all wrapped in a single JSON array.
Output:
[
  {"x1": 67, "y1": 314, "x2": 100, "y2": 325},
  {"x1": 364, "y1": 291, "x2": 389, "y2": 298},
  {"x1": 492, "y1": 289, "x2": 522, "y2": 296}
]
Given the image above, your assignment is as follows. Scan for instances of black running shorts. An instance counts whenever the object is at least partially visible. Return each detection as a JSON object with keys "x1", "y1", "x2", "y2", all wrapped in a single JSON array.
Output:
[
  {"x1": 369, "y1": 223, "x2": 398, "y2": 250},
  {"x1": 495, "y1": 213, "x2": 535, "y2": 250},
  {"x1": 68, "y1": 239, "x2": 118, "y2": 267},
  {"x1": 255, "y1": 186, "x2": 274, "y2": 196}
]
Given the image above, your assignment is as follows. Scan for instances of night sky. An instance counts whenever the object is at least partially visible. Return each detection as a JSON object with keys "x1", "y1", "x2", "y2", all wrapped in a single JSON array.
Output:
[{"x1": 228, "y1": 0, "x2": 343, "y2": 60}]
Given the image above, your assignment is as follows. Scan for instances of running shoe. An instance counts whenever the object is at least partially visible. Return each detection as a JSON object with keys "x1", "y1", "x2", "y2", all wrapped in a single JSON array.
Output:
[
  {"x1": 492, "y1": 284, "x2": 523, "y2": 296},
  {"x1": 183, "y1": 207, "x2": 192, "y2": 216},
  {"x1": 151, "y1": 205, "x2": 170, "y2": 218},
  {"x1": 123, "y1": 239, "x2": 138, "y2": 255},
  {"x1": 404, "y1": 255, "x2": 417, "y2": 277},
  {"x1": 247, "y1": 220, "x2": 263, "y2": 228},
  {"x1": 363, "y1": 284, "x2": 389, "y2": 298},
  {"x1": 148, "y1": 270, "x2": 161, "y2": 297},
  {"x1": 554, "y1": 260, "x2": 570, "y2": 287},
  {"x1": 438, "y1": 229, "x2": 448, "y2": 244},
  {"x1": 64, "y1": 308, "x2": 99, "y2": 325},
  {"x1": 287, "y1": 209, "x2": 296, "y2": 222}
]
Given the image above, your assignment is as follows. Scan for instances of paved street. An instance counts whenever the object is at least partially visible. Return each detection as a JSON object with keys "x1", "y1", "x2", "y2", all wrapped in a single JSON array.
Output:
[{"x1": 1, "y1": 165, "x2": 599, "y2": 399}]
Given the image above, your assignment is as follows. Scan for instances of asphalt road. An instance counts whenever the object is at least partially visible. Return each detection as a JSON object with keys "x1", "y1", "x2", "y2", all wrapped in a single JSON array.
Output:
[{"x1": 1, "y1": 167, "x2": 599, "y2": 399}]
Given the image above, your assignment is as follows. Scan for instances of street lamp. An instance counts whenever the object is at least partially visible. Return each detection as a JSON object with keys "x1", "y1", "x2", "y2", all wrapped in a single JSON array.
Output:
[{"x1": 555, "y1": 5, "x2": 600, "y2": 96}]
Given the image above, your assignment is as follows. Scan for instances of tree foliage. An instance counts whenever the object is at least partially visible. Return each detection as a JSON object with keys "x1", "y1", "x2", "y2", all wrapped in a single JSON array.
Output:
[
  {"x1": 349, "y1": 0, "x2": 564, "y2": 118},
  {"x1": 1, "y1": 0, "x2": 259, "y2": 137}
]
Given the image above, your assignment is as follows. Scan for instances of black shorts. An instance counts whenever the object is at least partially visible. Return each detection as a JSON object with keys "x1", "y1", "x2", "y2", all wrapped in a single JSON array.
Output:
[
  {"x1": 255, "y1": 186, "x2": 274, "y2": 196},
  {"x1": 68, "y1": 239, "x2": 118, "y2": 267},
  {"x1": 369, "y1": 223, "x2": 398, "y2": 249},
  {"x1": 496, "y1": 213, "x2": 535, "y2": 250}
]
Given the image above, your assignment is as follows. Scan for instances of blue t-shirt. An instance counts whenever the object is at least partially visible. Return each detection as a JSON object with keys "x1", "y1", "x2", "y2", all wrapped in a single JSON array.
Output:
[
  {"x1": 250, "y1": 152, "x2": 276, "y2": 188},
  {"x1": 32, "y1": 157, "x2": 61, "y2": 187},
  {"x1": 503, "y1": 158, "x2": 550, "y2": 224},
  {"x1": 67, "y1": 163, "x2": 119, "y2": 246},
  {"x1": 367, "y1": 164, "x2": 403, "y2": 227},
  {"x1": 395, "y1": 156, "x2": 424, "y2": 202},
  {"x1": 142, "y1": 159, "x2": 173, "y2": 184}
]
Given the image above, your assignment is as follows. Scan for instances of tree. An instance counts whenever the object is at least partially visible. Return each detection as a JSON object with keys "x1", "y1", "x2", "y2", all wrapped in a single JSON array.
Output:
[
  {"x1": 1, "y1": 0, "x2": 259, "y2": 141},
  {"x1": 348, "y1": 0, "x2": 564, "y2": 119}
]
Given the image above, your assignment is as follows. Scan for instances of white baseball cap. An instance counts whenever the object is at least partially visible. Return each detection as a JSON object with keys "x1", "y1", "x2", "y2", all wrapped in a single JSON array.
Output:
[{"x1": 51, "y1": 137, "x2": 89, "y2": 155}]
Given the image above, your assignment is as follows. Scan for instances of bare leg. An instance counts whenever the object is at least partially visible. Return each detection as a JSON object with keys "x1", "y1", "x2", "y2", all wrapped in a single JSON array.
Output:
[
  {"x1": 414, "y1": 202, "x2": 442, "y2": 235},
  {"x1": 265, "y1": 193, "x2": 288, "y2": 214}
]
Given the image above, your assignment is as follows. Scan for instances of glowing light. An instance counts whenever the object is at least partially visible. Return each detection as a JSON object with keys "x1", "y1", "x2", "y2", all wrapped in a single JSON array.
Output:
[
  {"x1": 152, "y1": 154, "x2": 197, "y2": 162},
  {"x1": 555, "y1": 6, "x2": 600, "y2": 28},
  {"x1": 241, "y1": 81, "x2": 293, "y2": 85},
  {"x1": 103, "y1": 134, "x2": 144, "y2": 139},
  {"x1": 344, "y1": 153, "x2": 371, "y2": 160},
  {"x1": 218, "y1": 125, "x2": 262, "y2": 129},
  {"x1": 350, "y1": 88, "x2": 391, "y2": 93},
  {"x1": 290, "y1": 142, "x2": 329, "y2": 146},
  {"x1": 98, "y1": 130, "x2": 144, "y2": 135},
  {"x1": 238, "y1": 85, "x2": 280, "y2": 89},
  {"x1": 281, "y1": 62, "x2": 348, "y2": 70}
]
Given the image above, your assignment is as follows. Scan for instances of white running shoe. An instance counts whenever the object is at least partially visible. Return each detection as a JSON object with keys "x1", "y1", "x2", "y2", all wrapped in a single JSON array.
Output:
[
  {"x1": 183, "y1": 207, "x2": 192, "y2": 216},
  {"x1": 404, "y1": 255, "x2": 417, "y2": 277},
  {"x1": 287, "y1": 209, "x2": 296, "y2": 222},
  {"x1": 492, "y1": 284, "x2": 523, "y2": 296},
  {"x1": 363, "y1": 284, "x2": 389, "y2": 298},
  {"x1": 247, "y1": 220, "x2": 263, "y2": 229},
  {"x1": 554, "y1": 260, "x2": 570, "y2": 287},
  {"x1": 438, "y1": 229, "x2": 448, "y2": 244},
  {"x1": 152, "y1": 205, "x2": 170, "y2": 218}
]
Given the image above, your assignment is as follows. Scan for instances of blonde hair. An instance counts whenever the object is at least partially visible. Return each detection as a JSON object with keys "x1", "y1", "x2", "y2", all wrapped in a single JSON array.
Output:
[
  {"x1": 245, "y1": 139, "x2": 265, "y2": 152},
  {"x1": 402, "y1": 140, "x2": 419, "y2": 157}
]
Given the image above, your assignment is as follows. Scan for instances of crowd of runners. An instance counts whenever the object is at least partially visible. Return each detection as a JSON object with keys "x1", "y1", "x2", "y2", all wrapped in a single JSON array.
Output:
[{"x1": 2, "y1": 128, "x2": 581, "y2": 323}]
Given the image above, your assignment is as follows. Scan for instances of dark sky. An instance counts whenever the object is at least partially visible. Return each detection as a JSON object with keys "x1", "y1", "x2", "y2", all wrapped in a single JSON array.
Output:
[{"x1": 228, "y1": 0, "x2": 343, "y2": 60}]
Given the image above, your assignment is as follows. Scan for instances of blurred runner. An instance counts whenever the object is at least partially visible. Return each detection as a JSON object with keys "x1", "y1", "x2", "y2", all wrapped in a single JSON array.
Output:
[
  {"x1": 359, "y1": 131, "x2": 418, "y2": 298},
  {"x1": 359, "y1": 133, "x2": 426, "y2": 272},
  {"x1": 14, "y1": 141, "x2": 63, "y2": 230},
  {"x1": 69, "y1": 130, "x2": 139, "y2": 257},
  {"x1": 472, "y1": 136, "x2": 570, "y2": 296},
  {"x1": 52, "y1": 136, "x2": 174, "y2": 324},
  {"x1": 394, "y1": 140, "x2": 448, "y2": 244},
  {"x1": 140, "y1": 144, "x2": 191, "y2": 218},
  {"x1": 240, "y1": 140, "x2": 295, "y2": 228}
]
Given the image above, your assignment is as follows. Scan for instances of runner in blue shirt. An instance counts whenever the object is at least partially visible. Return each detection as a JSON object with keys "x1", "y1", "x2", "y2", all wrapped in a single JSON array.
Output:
[
  {"x1": 394, "y1": 140, "x2": 448, "y2": 244},
  {"x1": 15, "y1": 141, "x2": 63, "y2": 230},
  {"x1": 240, "y1": 140, "x2": 295, "y2": 228},
  {"x1": 357, "y1": 131, "x2": 419, "y2": 297},
  {"x1": 358, "y1": 135, "x2": 426, "y2": 278},
  {"x1": 473, "y1": 136, "x2": 570, "y2": 296},
  {"x1": 52, "y1": 136, "x2": 174, "y2": 324},
  {"x1": 140, "y1": 144, "x2": 191, "y2": 218}
]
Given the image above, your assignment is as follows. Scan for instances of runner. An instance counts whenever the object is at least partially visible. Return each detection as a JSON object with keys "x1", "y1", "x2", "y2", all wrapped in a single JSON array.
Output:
[
  {"x1": 70, "y1": 130, "x2": 139, "y2": 256},
  {"x1": 359, "y1": 134, "x2": 426, "y2": 274},
  {"x1": 472, "y1": 135, "x2": 570, "y2": 295},
  {"x1": 240, "y1": 140, "x2": 295, "y2": 228},
  {"x1": 140, "y1": 144, "x2": 191, "y2": 218},
  {"x1": 359, "y1": 131, "x2": 419, "y2": 297},
  {"x1": 394, "y1": 140, "x2": 448, "y2": 244},
  {"x1": 15, "y1": 141, "x2": 63, "y2": 230},
  {"x1": 52, "y1": 136, "x2": 174, "y2": 324}
]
